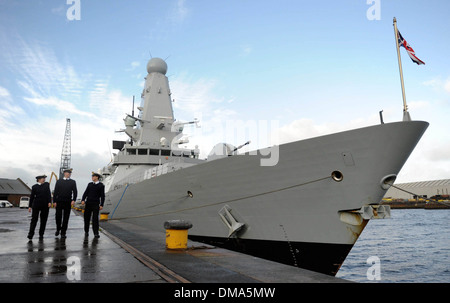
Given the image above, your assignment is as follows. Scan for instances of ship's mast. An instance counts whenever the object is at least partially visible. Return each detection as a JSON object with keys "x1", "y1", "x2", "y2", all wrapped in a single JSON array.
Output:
[
  {"x1": 124, "y1": 58, "x2": 177, "y2": 147},
  {"x1": 393, "y1": 17, "x2": 411, "y2": 121}
]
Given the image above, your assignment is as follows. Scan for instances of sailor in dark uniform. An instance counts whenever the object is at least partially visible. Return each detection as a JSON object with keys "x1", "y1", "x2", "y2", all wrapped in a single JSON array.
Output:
[
  {"x1": 53, "y1": 168, "x2": 77, "y2": 238},
  {"x1": 27, "y1": 174, "x2": 52, "y2": 240},
  {"x1": 81, "y1": 172, "x2": 105, "y2": 238}
]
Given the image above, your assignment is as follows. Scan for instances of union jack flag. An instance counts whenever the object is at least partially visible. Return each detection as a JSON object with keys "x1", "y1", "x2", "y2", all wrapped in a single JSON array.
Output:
[{"x1": 398, "y1": 30, "x2": 425, "y2": 65}]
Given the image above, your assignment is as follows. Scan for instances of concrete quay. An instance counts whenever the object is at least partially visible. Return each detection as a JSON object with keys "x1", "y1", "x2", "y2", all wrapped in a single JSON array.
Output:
[
  {"x1": 0, "y1": 208, "x2": 163, "y2": 283},
  {"x1": 0, "y1": 207, "x2": 348, "y2": 284}
]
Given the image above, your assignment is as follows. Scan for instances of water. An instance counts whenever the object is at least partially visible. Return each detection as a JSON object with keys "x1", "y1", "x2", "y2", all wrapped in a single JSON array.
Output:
[{"x1": 336, "y1": 209, "x2": 450, "y2": 283}]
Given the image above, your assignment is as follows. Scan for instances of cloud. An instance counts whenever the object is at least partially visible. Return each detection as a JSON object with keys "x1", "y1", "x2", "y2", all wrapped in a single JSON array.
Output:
[
  {"x1": 0, "y1": 86, "x2": 10, "y2": 97},
  {"x1": 0, "y1": 33, "x2": 99, "y2": 127},
  {"x1": 2, "y1": 32, "x2": 130, "y2": 123},
  {"x1": 240, "y1": 44, "x2": 252, "y2": 56},
  {"x1": 407, "y1": 100, "x2": 430, "y2": 111},
  {"x1": 0, "y1": 86, "x2": 26, "y2": 127},
  {"x1": 87, "y1": 79, "x2": 133, "y2": 129},
  {"x1": 51, "y1": 5, "x2": 66, "y2": 16},
  {"x1": 423, "y1": 77, "x2": 450, "y2": 95},
  {"x1": 426, "y1": 143, "x2": 450, "y2": 162},
  {"x1": 5, "y1": 37, "x2": 83, "y2": 101},
  {"x1": 0, "y1": 116, "x2": 63, "y2": 187},
  {"x1": 396, "y1": 138, "x2": 450, "y2": 183},
  {"x1": 126, "y1": 61, "x2": 141, "y2": 71},
  {"x1": 23, "y1": 95, "x2": 96, "y2": 118},
  {"x1": 445, "y1": 79, "x2": 450, "y2": 94},
  {"x1": 171, "y1": 74, "x2": 222, "y2": 118},
  {"x1": 168, "y1": 0, "x2": 190, "y2": 24},
  {"x1": 274, "y1": 114, "x2": 380, "y2": 145},
  {"x1": 0, "y1": 33, "x2": 130, "y2": 185}
]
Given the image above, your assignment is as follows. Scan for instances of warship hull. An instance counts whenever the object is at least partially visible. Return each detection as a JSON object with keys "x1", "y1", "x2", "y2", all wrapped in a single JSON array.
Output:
[{"x1": 104, "y1": 120, "x2": 428, "y2": 276}]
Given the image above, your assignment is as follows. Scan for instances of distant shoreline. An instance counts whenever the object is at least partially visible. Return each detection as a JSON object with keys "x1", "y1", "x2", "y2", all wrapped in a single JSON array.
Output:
[{"x1": 381, "y1": 199, "x2": 450, "y2": 209}]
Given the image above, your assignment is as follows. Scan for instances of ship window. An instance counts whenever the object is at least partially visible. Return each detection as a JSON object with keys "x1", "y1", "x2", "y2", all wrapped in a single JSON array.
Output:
[
  {"x1": 150, "y1": 149, "x2": 159, "y2": 155},
  {"x1": 172, "y1": 151, "x2": 182, "y2": 157},
  {"x1": 127, "y1": 149, "x2": 137, "y2": 155},
  {"x1": 138, "y1": 149, "x2": 148, "y2": 155},
  {"x1": 161, "y1": 149, "x2": 171, "y2": 156}
]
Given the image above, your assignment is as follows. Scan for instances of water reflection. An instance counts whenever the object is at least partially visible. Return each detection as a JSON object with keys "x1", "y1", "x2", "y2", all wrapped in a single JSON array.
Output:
[{"x1": 25, "y1": 236, "x2": 99, "y2": 282}]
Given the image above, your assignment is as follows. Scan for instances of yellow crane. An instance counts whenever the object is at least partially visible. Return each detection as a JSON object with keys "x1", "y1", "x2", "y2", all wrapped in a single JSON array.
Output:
[{"x1": 49, "y1": 171, "x2": 58, "y2": 185}]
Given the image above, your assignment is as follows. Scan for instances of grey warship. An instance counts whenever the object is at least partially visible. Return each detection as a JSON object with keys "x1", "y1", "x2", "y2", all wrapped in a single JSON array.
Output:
[{"x1": 100, "y1": 57, "x2": 428, "y2": 276}]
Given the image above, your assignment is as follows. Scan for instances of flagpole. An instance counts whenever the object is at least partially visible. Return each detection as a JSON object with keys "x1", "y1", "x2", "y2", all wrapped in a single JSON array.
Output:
[{"x1": 393, "y1": 17, "x2": 411, "y2": 121}]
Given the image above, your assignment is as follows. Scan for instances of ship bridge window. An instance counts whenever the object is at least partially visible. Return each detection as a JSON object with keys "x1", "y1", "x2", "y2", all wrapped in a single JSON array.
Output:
[
  {"x1": 161, "y1": 149, "x2": 171, "y2": 156},
  {"x1": 150, "y1": 149, "x2": 159, "y2": 156},
  {"x1": 172, "y1": 150, "x2": 182, "y2": 157},
  {"x1": 138, "y1": 148, "x2": 148, "y2": 155},
  {"x1": 127, "y1": 149, "x2": 137, "y2": 155}
]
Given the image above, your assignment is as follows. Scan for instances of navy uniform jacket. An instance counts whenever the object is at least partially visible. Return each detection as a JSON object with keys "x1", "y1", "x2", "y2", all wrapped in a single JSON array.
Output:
[
  {"x1": 82, "y1": 182, "x2": 105, "y2": 207},
  {"x1": 54, "y1": 178, "x2": 77, "y2": 204},
  {"x1": 29, "y1": 182, "x2": 51, "y2": 208}
]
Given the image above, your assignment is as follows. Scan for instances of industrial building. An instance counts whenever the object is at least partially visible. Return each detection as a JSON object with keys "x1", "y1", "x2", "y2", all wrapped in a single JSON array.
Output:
[
  {"x1": 385, "y1": 179, "x2": 450, "y2": 200},
  {"x1": 0, "y1": 178, "x2": 31, "y2": 207}
]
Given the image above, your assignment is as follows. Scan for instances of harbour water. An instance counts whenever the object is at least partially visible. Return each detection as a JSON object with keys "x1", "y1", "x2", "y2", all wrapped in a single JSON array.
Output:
[{"x1": 336, "y1": 209, "x2": 450, "y2": 283}]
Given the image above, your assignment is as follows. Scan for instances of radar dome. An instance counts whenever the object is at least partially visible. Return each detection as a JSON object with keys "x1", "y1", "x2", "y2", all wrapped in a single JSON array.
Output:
[{"x1": 147, "y1": 58, "x2": 168, "y2": 75}]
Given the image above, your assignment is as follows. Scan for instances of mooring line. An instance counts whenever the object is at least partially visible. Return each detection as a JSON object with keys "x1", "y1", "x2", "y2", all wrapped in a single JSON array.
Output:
[
  {"x1": 111, "y1": 175, "x2": 332, "y2": 221},
  {"x1": 110, "y1": 184, "x2": 129, "y2": 219}
]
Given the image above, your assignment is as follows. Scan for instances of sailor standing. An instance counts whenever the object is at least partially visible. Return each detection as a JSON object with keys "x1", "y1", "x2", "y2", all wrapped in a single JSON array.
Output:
[
  {"x1": 27, "y1": 174, "x2": 52, "y2": 240},
  {"x1": 81, "y1": 172, "x2": 105, "y2": 238},
  {"x1": 53, "y1": 168, "x2": 77, "y2": 238}
]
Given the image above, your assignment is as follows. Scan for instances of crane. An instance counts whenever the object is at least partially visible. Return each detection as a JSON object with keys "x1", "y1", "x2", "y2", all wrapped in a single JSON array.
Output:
[{"x1": 59, "y1": 118, "x2": 71, "y2": 179}]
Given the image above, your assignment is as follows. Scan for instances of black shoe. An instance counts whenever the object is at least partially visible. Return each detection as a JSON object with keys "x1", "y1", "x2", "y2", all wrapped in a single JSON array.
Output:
[
  {"x1": 84, "y1": 233, "x2": 89, "y2": 237},
  {"x1": 27, "y1": 234, "x2": 33, "y2": 240},
  {"x1": 55, "y1": 230, "x2": 60, "y2": 236},
  {"x1": 39, "y1": 235, "x2": 44, "y2": 241},
  {"x1": 94, "y1": 234, "x2": 100, "y2": 238},
  {"x1": 61, "y1": 234, "x2": 67, "y2": 239}
]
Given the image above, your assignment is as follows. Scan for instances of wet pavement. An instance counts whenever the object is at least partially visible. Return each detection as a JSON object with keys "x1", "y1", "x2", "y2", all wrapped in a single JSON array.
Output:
[
  {"x1": 0, "y1": 207, "x2": 347, "y2": 283},
  {"x1": 100, "y1": 219, "x2": 348, "y2": 283},
  {"x1": 0, "y1": 208, "x2": 164, "y2": 283}
]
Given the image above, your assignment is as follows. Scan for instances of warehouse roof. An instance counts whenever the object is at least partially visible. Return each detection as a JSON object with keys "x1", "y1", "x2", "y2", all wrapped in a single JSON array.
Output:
[
  {"x1": 395, "y1": 179, "x2": 450, "y2": 188},
  {"x1": 385, "y1": 178, "x2": 450, "y2": 199},
  {"x1": 0, "y1": 178, "x2": 31, "y2": 195}
]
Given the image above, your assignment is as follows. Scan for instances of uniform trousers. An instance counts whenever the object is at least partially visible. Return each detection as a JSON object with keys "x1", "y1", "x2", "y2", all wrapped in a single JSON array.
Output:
[
  {"x1": 28, "y1": 206, "x2": 49, "y2": 238},
  {"x1": 84, "y1": 204, "x2": 100, "y2": 235},
  {"x1": 55, "y1": 203, "x2": 71, "y2": 235}
]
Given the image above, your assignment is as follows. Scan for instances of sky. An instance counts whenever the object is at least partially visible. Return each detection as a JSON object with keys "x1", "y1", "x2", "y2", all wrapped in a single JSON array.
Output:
[{"x1": 0, "y1": 0, "x2": 449, "y2": 191}]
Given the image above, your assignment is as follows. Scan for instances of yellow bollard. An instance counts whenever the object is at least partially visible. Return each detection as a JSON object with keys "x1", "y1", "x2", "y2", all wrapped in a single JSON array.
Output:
[
  {"x1": 164, "y1": 220, "x2": 193, "y2": 250},
  {"x1": 166, "y1": 229, "x2": 188, "y2": 249},
  {"x1": 100, "y1": 212, "x2": 109, "y2": 221}
]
